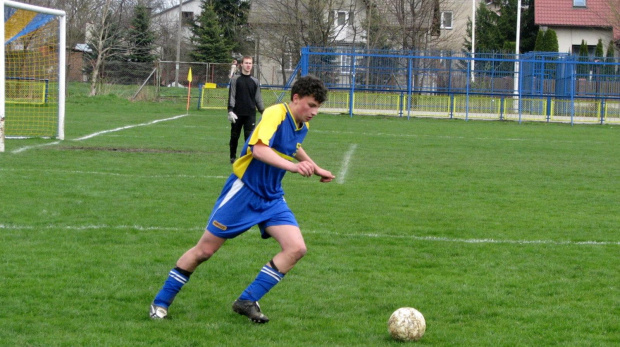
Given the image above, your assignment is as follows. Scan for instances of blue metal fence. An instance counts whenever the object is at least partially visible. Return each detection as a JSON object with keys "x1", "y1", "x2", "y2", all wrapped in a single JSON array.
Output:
[{"x1": 291, "y1": 47, "x2": 620, "y2": 124}]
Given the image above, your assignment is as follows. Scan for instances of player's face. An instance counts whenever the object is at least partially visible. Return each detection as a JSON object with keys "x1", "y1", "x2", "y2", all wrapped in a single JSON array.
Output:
[
  {"x1": 291, "y1": 94, "x2": 321, "y2": 123},
  {"x1": 241, "y1": 59, "x2": 253, "y2": 74}
]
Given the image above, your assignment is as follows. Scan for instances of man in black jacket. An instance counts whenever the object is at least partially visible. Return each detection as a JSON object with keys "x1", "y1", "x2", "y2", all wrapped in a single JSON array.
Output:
[{"x1": 227, "y1": 56, "x2": 265, "y2": 163}]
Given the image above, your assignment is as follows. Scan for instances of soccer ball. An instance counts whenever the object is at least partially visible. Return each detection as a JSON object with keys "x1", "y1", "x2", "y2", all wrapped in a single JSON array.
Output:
[{"x1": 388, "y1": 307, "x2": 426, "y2": 341}]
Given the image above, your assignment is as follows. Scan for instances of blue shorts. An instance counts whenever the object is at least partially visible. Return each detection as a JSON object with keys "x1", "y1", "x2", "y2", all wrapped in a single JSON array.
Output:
[{"x1": 205, "y1": 176, "x2": 298, "y2": 239}]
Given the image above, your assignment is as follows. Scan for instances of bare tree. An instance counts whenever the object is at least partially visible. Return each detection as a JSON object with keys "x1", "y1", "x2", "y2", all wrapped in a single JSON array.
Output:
[
  {"x1": 25, "y1": 0, "x2": 171, "y2": 53},
  {"x1": 249, "y1": 0, "x2": 363, "y2": 84},
  {"x1": 85, "y1": 0, "x2": 134, "y2": 95}
]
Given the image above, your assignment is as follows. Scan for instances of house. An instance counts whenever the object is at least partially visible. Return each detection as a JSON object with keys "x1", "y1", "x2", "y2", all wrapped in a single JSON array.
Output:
[
  {"x1": 66, "y1": 44, "x2": 91, "y2": 82},
  {"x1": 535, "y1": 0, "x2": 619, "y2": 55},
  {"x1": 151, "y1": 0, "x2": 202, "y2": 61}
]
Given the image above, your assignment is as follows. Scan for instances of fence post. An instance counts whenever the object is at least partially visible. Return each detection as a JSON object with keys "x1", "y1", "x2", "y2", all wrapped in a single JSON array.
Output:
[
  {"x1": 449, "y1": 94, "x2": 454, "y2": 119},
  {"x1": 197, "y1": 84, "x2": 203, "y2": 110},
  {"x1": 600, "y1": 99, "x2": 605, "y2": 125},
  {"x1": 349, "y1": 53, "x2": 356, "y2": 118},
  {"x1": 499, "y1": 96, "x2": 505, "y2": 120},
  {"x1": 546, "y1": 96, "x2": 552, "y2": 122},
  {"x1": 407, "y1": 58, "x2": 413, "y2": 119}
]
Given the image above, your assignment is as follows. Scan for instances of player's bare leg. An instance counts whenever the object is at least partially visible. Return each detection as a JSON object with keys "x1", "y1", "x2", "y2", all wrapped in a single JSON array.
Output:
[
  {"x1": 177, "y1": 230, "x2": 227, "y2": 271},
  {"x1": 266, "y1": 225, "x2": 307, "y2": 273}
]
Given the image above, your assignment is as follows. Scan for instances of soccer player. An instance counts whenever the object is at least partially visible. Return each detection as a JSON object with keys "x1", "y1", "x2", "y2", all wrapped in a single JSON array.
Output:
[
  {"x1": 227, "y1": 55, "x2": 265, "y2": 164},
  {"x1": 150, "y1": 75, "x2": 334, "y2": 323}
]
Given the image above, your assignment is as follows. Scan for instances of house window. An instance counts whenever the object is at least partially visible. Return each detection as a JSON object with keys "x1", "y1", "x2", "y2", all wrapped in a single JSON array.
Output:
[
  {"x1": 284, "y1": 53, "x2": 293, "y2": 71},
  {"x1": 573, "y1": 0, "x2": 586, "y2": 7},
  {"x1": 440, "y1": 11, "x2": 453, "y2": 29},
  {"x1": 571, "y1": 44, "x2": 596, "y2": 56},
  {"x1": 334, "y1": 11, "x2": 354, "y2": 27},
  {"x1": 182, "y1": 11, "x2": 194, "y2": 26},
  {"x1": 337, "y1": 11, "x2": 346, "y2": 26}
]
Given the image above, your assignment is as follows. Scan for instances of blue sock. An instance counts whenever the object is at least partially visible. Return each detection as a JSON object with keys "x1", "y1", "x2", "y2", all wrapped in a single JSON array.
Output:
[
  {"x1": 153, "y1": 268, "x2": 190, "y2": 308},
  {"x1": 239, "y1": 265, "x2": 285, "y2": 302}
]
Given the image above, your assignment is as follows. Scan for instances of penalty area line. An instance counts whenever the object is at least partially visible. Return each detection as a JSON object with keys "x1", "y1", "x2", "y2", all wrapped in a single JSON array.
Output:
[
  {"x1": 336, "y1": 143, "x2": 357, "y2": 184},
  {"x1": 12, "y1": 114, "x2": 189, "y2": 154}
]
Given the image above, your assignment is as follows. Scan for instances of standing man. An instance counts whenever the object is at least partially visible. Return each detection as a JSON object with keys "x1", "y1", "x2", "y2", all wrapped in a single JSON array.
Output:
[
  {"x1": 150, "y1": 76, "x2": 333, "y2": 324},
  {"x1": 228, "y1": 55, "x2": 264, "y2": 164}
]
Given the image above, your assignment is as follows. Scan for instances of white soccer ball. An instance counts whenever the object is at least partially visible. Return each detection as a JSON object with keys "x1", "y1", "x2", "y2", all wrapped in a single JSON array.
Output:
[{"x1": 388, "y1": 307, "x2": 426, "y2": 341}]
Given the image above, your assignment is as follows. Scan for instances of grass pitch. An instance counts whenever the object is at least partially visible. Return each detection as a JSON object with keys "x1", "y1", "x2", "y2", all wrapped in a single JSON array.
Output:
[{"x1": 1, "y1": 94, "x2": 619, "y2": 346}]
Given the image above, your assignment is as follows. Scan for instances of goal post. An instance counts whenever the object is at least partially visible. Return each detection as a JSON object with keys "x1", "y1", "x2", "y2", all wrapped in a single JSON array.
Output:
[{"x1": 1, "y1": 0, "x2": 66, "y2": 152}]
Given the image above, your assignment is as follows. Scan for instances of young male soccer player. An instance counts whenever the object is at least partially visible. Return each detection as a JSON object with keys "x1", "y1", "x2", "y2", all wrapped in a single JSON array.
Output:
[{"x1": 150, "y1": 75, "x2": 334, "y2": 323}]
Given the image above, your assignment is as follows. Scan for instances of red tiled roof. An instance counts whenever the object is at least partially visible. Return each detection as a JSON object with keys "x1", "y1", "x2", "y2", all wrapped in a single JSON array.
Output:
[
  {"x1": 536, "y1": 0, "x2": 610, "y2": 26},
  {"x1": 535, "y1": 0, "x2": 619, "y2": 39}
]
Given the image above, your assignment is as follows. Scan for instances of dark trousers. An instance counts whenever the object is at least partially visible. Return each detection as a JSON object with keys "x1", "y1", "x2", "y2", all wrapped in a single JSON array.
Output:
[{"x1": 229, "y1": 115, "x2": 256, "y2": 159}]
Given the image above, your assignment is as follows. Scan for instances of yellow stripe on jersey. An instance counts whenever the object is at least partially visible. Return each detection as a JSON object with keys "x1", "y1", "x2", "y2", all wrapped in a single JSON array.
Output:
[{"x1": 232, "y1": 102, "x2": 308, "y2": 179}]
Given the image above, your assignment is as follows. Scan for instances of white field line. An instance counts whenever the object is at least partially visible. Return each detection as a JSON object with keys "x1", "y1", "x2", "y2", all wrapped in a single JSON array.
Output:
[
  {"x1": 11, "y1": 114, "x2": 189, "y2": 154},
  {"x1": 0, "y1": 167, "x2": 227, "y2": 180},
  {"x1": 11, "y1": 140, "x2": 62, "y2": 154},
  {"x1": 73, "y1": 114, "x2": 188, "y2": 141},
  {"x1": 336, "y1": 144, "x2": 357, "y2": 184},
  {"x1": 1, "y1": 224, "x2": 618, "y2": 246}
]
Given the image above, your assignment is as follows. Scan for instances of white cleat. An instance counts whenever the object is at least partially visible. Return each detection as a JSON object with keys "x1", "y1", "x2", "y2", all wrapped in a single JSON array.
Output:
[{"x1": 149, "y1": 303, "x2": 168, "y2": 319}]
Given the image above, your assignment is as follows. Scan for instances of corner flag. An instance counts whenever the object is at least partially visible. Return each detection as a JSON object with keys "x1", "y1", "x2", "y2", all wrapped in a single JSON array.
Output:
[{"x1": 186, "y1": 68, "x2": 193, "y2": 112}]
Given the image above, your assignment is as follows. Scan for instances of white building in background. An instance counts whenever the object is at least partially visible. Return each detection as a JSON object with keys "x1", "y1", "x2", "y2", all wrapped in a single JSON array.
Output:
[{"x1": 151, "y1": 0, "x2": 202, "y2": 61}]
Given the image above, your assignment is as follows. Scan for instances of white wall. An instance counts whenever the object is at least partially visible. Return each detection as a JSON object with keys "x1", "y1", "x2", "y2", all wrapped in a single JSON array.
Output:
[
  {"x1": 152, "y1": 0, "x2": 202, "y2": 40},
  {"x1": 553, "y1": 27, "x2": 613, "y2": 54}
]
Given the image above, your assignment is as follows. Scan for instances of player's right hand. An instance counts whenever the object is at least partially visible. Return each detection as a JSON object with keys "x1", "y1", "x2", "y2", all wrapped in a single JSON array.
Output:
[
  {"x1": 228, "y1": 111, "x2": 238, "y2": 124},
  {"x1": 295, "y1": 161, "x2": 314, "y2": 177}
]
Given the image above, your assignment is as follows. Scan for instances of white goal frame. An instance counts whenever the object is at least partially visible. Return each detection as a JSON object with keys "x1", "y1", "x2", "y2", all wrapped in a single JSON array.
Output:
[{"x1": 0, "y1": 0, "x2": 66, "y2": 152}]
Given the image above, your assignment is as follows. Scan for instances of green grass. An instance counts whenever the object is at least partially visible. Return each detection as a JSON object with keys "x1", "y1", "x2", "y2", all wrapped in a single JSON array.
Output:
[{"x1": 1, "y1": 95, "x2": 619, "y2": 346}]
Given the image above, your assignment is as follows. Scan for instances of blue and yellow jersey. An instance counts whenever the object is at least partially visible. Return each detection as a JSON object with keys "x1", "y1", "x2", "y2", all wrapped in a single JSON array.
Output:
[{"x1": 232, "y1": 103, "x2": 309, "y2": 199}]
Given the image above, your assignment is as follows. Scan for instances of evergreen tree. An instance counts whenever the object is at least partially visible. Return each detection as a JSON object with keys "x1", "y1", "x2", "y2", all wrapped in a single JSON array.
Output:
[
  {"x1": 496, "y1": 0, "x2": 518, "y2": 45},
  {"x1": 605, "y1": 40, "x2": 616, "y2": 60},
  {"x1": 473, "y1": 2, "x2": 503, "y2": 53},
  {"x1": 190, "y1": 2, "x2": 233, "y2": 63},
  {"x1": 577, "y1": 40, "x2": 589, "y2": 75},
  {"x1": 594, "y1": 39, "x2": 604, "y2": 58},
  {"x1": 211, "y1": 0, "x2": 250, "y2": 53},
  {"x1": 533, "y1": 30, "x2": 545, "y2": 51},
  {"x1": 542, "y1": 29, "x2": 558, "y2": 52},
  {"x1": 604, "y1": 40, "x2": 616, "y2": 76},
  {"x1": 127, "y1": 4, "x2": 156, "y2": 62}
]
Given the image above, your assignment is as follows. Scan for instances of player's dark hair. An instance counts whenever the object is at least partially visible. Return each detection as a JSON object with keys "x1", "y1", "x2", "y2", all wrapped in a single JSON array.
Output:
[{"x1": 291, "y1": 75, "x2": 328, "y2": 104}]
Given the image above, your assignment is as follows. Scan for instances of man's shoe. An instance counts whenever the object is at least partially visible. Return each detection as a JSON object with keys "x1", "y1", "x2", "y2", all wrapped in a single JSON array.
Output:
[
  {"x1": 230, "y1": 157, "x2": 236, "y2": 164},
  {"x1": 149, "y1": 303, "x2": 168, "y2": 319},
  {"x1": 232, "y1": 299, "x2": 269, "y2": 323}
]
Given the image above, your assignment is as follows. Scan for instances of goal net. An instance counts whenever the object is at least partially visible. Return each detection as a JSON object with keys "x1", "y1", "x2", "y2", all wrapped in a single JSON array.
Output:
[{"x1": 1, "y1": 0, "x2": 66, "y2": 152}]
